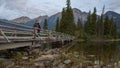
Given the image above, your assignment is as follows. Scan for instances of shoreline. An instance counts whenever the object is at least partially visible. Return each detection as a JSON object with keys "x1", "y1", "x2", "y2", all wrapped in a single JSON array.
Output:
[{"x1": 76, "y1": 39, "x2": 120, "y2": 42}]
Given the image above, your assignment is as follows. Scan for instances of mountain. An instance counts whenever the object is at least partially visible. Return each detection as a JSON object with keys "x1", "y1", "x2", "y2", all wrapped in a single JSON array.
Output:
[
  {"x1": 18, "y1": 8, "x2": 120, "y2": 30},
  {"x1": 11, "y1": 16, "x2": 31, "y2": 23},
  {"x1": 73, "y1": 8, "x2": 88, "y2": 25},
  {"x1": 47, "y1": 12, "x2": 61, "y2": 29},
  {"x1": 22, "y1": 8, "x2": 88, "y2": 30},
  {"x1": 47, "y1": 8, "x2": 88, "y2": 29},
  {"x1": 21, "y1": 15, "x2": 48, "y2": 28},
  {"x1": 105, "y1": 11, "x2": 120, "y2": 29}
]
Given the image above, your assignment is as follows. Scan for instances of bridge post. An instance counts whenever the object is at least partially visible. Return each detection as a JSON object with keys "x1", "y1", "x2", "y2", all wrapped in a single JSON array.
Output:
[
  {"x1": 33, "y1": 27, "x2": 37, "y2": 39},
  {"x1": 15, "y1": 30, "x2": 17, "y2": 37},
  {"x1": 48, "y1": 30, "x2": 53, "y2": 40},
  {"x1": 0, "y1": 30, "x2": 10, "y2": 42},
  {"x1": 33, "y1": 19, "x2": 40, "y2": 44},
  {"x1": 61, "y1": 33, "x2": 64, "y2": 46}
]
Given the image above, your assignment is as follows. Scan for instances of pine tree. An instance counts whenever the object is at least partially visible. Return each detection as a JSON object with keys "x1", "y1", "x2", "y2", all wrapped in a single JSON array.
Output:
[
  {"x1": 84, "y1": 11, "x2": 91, "y2": 35},
  {"x1": 77, "y1": 18, "x2": 82, "y2": 30},
  {"x1": 60, "y1": 0, "x2": 75, "y2": 35},
  {"x1": 43, "y1": 19, "x2": 48, "y2": 30},
  {"x1": 110, "y1": 17, "x2": 117, "y2": 38},
  {"x1": 104, "y1": 16, "x2": 117, "y2": 38},
  {"x1": 76, "y1": 18, "x2": 85, "y2": 38},
  {"x1": 60, "y1": 8, "x2": 66, "y2": 32},
  {"x1": 104, "y1": 15, "x2": 110, "y2": 36},
  {"x1": 65, "y1": 0, "x2": 75, "y2": 35},
  {"x1": 96, "y1": 16, "x2": 100, "y2": 36},
  {"x1": 98, "y1": 15, "x2": 104, "y2": 37},
  {"x1": 55, "y1": 17, "x2": 60, "y2": 32},
  {"x1": 90, "y1": 7, "x2": 97, "y2": 35},
  {"x1": 84, "y1": 8, "x2": 97, "y2": 36},
  {"x1": 98, "y1": 6, "x2": 105, "y2": 37},
  {"x1": 66, "y1": 0, "x2": 70, "y2": 9}
]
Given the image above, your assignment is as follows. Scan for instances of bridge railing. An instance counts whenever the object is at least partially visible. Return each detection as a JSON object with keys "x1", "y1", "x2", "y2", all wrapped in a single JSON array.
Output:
[
  {"x1": 0, "y1": 19, "x2": 75, "y2": 43},
  {"x1": 0, "y1": 20, "x2": 34, "y2": 42},
  {"x1": 0, "y1": 25, "x2": 33, "y2": 32},
  {"x1": 41, "y1": 30, "x2": 75, "y2": 41},
  {"x1": 0, "y1": 20, "x2": 33, "y2": 29}
]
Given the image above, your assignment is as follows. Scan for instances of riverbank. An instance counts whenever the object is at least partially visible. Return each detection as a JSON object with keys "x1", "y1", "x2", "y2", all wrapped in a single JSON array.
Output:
[
  {"x1": 0, "y1": 41, "x2": 120, "y2": 68},
  {"x1": 76, "y1": 38, "x2": 120, "y2": 42},
  {"x1": 0, "y1": 47, "x2": 120, "y2": 68}
]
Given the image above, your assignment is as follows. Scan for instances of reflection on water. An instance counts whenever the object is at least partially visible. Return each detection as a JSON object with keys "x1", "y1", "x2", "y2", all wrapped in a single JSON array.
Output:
[{"x1": 67, "y1": 41, "x2": 120, "y2": 66}]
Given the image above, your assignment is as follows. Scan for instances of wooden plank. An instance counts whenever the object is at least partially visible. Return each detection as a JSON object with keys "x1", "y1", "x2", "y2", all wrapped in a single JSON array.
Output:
[{"x1": 0, "y1": 42, "x2": 32, "y2": 50}]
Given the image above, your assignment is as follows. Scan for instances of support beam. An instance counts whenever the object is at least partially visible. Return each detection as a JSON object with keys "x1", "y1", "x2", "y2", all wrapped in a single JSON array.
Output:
[
  {"x1": 0, "y1": 30, "x2": 10, "y2": 42},
  {"x1": 0, "y1": 42, "x2": 32, "y2": 50}
]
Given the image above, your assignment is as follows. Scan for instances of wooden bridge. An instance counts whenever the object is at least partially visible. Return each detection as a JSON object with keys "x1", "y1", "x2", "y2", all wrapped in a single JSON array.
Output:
[{"x1": 0, "y1": 20, "x2": 75, "y2": 50}]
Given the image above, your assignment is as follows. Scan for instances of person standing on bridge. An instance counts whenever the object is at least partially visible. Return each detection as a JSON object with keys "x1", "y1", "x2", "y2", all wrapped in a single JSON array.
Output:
[{"x1": 34, "y1": 19, "x2": 41, "y2": 38}]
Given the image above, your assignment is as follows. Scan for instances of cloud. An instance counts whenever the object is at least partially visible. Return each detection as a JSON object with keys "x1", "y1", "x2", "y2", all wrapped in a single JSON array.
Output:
[
  {"x1": 0, "y1": 0, "x2": 120, "y2": 20},
  {"x1": 100, "y1": 0, "x2": 120, "y2": 14},
  {"x1": 0, "y1": 0, "x2": 28, "y2": 19},
  {"x1": 107, "y1": 0, "x2": 120, "y2": 10},
  {"x1": 0, "y1": 0, "x2": 66, "y2": 20},
  {"x1": 0, "y1": 1, "x2": 22, "y2": 19}
]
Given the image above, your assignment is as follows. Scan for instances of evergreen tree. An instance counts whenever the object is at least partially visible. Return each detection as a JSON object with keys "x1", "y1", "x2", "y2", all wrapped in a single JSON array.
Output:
[
  {"x1": 96, "y1": 16, "x2": 100, "y2": 36},
  {"x1": 77, "y1": 18, "x2": 82, "y2": 30},
  {"x1": 85, "y1": 8, "x2": 97, "y2": 36},
  {"x1": 98, "y1": 6, "x2": 105, "y2": 37},
  {"x1": 90, "y1": 7, "x2": 97, "y2": 35},
  {"x1": 65, "y1": 0, "x2": 75, "y2": 35},
  {"x1": 104, "y1": 15, "x2": 110, "y2": 36},
  {"x1": 59, "y1": 8, "x2": 66, "y2": 32},
  {"x1": 60, "y1": 0, "x2": 75, "y2": 35},
  {"x1": 66, "y1": 0, "x2": 70, "y2": 9},
  {"x1": 84, "y1": 11, "x2": 91, "y2": 35},
  {"x1": 76, "y1": 18, "x2": 85, "y2": 38},
  {"x1": 98, "y1": 15, "x2": 104, "y2": 37},
  {"x1": 104, "y1": 16, "x2": 117, "y2": 38},
  {"x1": 43, "y1": 19, "x2": 48, "y2": 30},
  {"x1": 110, "y1": 17, "x2": 117, "y2": 38},
  {"x1": 55, "y1": 17, "x2": 60, "y2": 32}
]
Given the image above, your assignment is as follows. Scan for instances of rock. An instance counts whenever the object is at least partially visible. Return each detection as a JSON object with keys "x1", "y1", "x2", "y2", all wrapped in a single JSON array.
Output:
[
  {"x1": 118, "y1": 61, "x2": 120, "y2": 67},
  {"x1": 114, "y1": 62, "x2": 117, "y2": 68},
  {"x1": 79, "y1": 63, "x2": 83, "y2": 67},
  {"x1": 62, "y1": 52, "x2": 68, "y2": 57},
  {"x1": 107, "y1": 64, "x2": 112, "y2": 68},
  {"x1": 22, "y1": 57, "x2": 28, "y2": 60},
  {"x1": 7, "y1": 62, "x2": 15, "y2": 68},
  {"x1": 94, "y1": 60, "x2": 100, "y2": 65},
  {"x1": 88, "y1": 55, "x2": 95, "y2": 57},
  {"x1": 74, "y1": 51, "x2": 79, "y2": 55},
  {"x1": 71, "y1": 65, "x2": 80, "y2": 68},
  {"x1": 53, "y1": 60, "x2": 61, "y2": 66},
  {"x1": 35, "y1": 62, "x2": 45, "y2": 68},
  {"x1": 94, "y1": 65, "x2": 100, "y2": 68},
  {"x1": 34, "y1": 54, "x2": 60, "y2": 62},
  {"x1": 85, "y1": 60, "x2": 92, "y2": 63},
  {"x1": 43, "y1": 49, "x2": 60, "y2": 55},
  {"x1": 58, "y1": 63, "x2": 65, "y2": 68},
  {"x1": 87, "y1": 66, "x2": 93, "y2": 68},
  {"x1": 44, "y1": 61, "x2": 52, "y2": 68},
  {"x1": 45, "y1": 50, "x2": 53, "y2": 55},
  {"x1": 64, "y1": 59, "x2": 71, "y2": 64},
  {"x1": 74, "y1": 55, "x2": 79, "y2": 58},
  {"x1": 15, "y1": 65, "x2": 21, "y2": 68}
]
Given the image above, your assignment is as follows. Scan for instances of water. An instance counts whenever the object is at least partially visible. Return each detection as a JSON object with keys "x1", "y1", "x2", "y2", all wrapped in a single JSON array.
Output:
[
  {"x1": 66, "y1": 41, "x2": 120, "y2": 66},
  {"x1": 41, "y1": 41, "x2": 120, "y2": 65}
]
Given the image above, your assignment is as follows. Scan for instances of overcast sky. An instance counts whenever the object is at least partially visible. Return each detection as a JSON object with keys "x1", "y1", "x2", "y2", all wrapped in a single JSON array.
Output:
[{"x1": 0, "y1": 0, "x2": 120, "y2": 20}]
